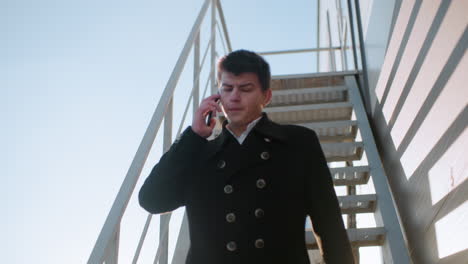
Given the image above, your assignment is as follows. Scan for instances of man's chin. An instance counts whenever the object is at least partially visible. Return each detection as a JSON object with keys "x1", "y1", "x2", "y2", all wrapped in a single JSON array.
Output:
[{"x1": 226, "y1": 115, "x2": 245, "y2": 126}]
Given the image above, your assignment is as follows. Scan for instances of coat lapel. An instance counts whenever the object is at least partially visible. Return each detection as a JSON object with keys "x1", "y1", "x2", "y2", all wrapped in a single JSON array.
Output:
[{"x1": 206, "y1": 112, "x2": 288, "y2": 182}]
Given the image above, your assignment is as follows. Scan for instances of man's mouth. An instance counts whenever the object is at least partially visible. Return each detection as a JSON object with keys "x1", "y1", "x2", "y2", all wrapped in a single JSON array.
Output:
[{"x1": 228, "y1": 108, "x2": 243, "y2": 111}]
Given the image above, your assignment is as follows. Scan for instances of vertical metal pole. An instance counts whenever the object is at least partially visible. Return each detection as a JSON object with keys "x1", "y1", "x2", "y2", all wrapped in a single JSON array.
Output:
[
  {"x1": 105, "y1": 227, "x2": 120, "y2": 264},
  {"x1": 211, "y1": 0, "x2": 217, "y2": 94},
  {"x1": 194, "y1": 32, "x2": 200, "y2": 112},
  {"x1": 160, "y1": 99, "x2": 173, "y2": 264},
  {"x1": 346, "y1": 0, "x2": 359, "y2": 71},
  {"x1": 342, "y1": 21, "x2": 349, "y2": 70},
  {"x1": 336, "y1": 0, "x2": 346, "y2": 71},
  {"x1": 336, "y1": 0, "x2": 344, "y2": 34},
  {"x1": 335, "y1": 0, "x2": 343, "y2": 46},
  {"x1": 326, "y1": 10, "x2": 336, "y2": 71},
  {"x1": 316, "y1": 0, "x2": 321, "y2": 72},
  {"x1": 352, "y1": 0, "x2": 371, "y2": 114},
  {"x1": 346, "y1": 161, "x2": 360, "y2": 264}
]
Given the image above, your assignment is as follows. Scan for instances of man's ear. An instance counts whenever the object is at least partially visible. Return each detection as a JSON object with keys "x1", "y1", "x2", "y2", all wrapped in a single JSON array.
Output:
[{"x1": 262, "y1": 88, "x2": 272, "y2": 107}]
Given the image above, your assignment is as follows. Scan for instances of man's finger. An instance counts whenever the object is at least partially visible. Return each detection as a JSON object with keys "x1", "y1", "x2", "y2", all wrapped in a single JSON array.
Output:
[
  {"x1": 202, "y1": 93, "x2": 221, "y2": 103},
  {"x1": 206, "y1": 101, "x2": 222, "y2": 111}
]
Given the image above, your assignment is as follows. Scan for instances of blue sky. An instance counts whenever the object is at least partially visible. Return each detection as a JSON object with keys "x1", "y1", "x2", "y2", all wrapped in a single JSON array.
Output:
[{"x1": 2, "y1": 0, "x2": 334, "y2": 263}]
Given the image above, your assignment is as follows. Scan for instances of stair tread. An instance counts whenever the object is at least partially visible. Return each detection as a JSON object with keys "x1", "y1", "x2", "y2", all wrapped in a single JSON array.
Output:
[
  {"x1": 321, "y1": 142, "x2": 364, "y2": 162},
  {"x1": 269, "y1": 86, "x2": 348, "y2": 107},
  {"x1": 329, "y1": 166, "x2": 371, "y2": 186},
  {"x1": 337, "y1": 194, "x2": 377, "y2": 214},
  {"x1": 271, "y1": 70, "x2": 360, "y2": 81},
  {"x1": 266, "y1": 102, "x2": 352, "y2": 112},
  {"x1": 265, "y1": 102, "x2": 353, "y2": 124},
  {"x1": 271, "y1": 75, "x2": 345, "y2": 91},
  {"x1": 305, "y1": 227, "x2": 386, "y2": 249},
  {"x1": 301, "y1": 120, "x2": 358, "y2": 142}
]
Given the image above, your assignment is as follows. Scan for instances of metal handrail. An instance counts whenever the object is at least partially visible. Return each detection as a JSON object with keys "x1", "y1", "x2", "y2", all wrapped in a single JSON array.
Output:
[
  {"x1": 258, "y1": 46, "x2": 342, "y2": 56},
  {"x1": 87, "y1": 0, "x2": 212, "y2": 262},
  {"x1": 258, "y1": 0, "x2": 354, "y2": 73}
]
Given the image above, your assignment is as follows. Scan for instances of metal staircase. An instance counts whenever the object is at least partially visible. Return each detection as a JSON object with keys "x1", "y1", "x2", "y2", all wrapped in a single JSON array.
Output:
[{"x1": 87, "y1": 0, "x2": 412, "y2": 263}]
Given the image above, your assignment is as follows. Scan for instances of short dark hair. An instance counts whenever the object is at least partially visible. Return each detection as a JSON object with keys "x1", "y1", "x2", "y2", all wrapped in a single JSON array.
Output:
[{"x1": 217, "y1": 49, "x2": 271, "y2": 91}]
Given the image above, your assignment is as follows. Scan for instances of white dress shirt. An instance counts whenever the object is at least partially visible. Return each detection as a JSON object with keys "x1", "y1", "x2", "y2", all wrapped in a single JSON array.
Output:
[{"x1": 225, "y1": 115, "x2": 262, "y2": 145}]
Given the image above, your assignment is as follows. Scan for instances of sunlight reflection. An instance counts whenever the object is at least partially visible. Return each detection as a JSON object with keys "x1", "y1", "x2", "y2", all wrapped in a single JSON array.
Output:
[{"x1": 435, "y1": 201, "x2": 468, "y2": 259}]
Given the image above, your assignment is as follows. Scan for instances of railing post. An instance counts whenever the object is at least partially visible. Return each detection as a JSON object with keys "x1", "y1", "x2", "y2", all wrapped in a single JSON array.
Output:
[
  {"x1": 210, "y1": 0, "x2": 217, "y2": 94},
  {"x1": 326, "y1": 10, "x2": 337, "y2": 71},
  {"x1": 351, "y1": 0, "x2": 371, "y2": 115},
  {"x1": 159, "y1": 98, "x2": 173, "y2": 264},
  {"x1": 345, "y1": 160, "x2": 360, "y2": 264},
  {"x1": 342, "y1": 21, "x2": 349, "y2": 71},
  {"x1": 194, "y1": 32, "x2": 200, "y2": 113},
  {"x1": 346, "y1": 0, "x2": 359, "y2": 72},
  {"x1": 105, "y1": 226, "x2": 120, "y2": 264},
  {"x1": 316, "y1": 0, "x2": 321, "y2": 72},
  {"x1": 336, "y1": 0, "x2": 346, "y2": 71}
]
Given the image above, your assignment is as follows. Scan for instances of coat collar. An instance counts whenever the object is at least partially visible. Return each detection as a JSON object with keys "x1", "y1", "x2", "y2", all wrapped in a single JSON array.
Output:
[{"x1": 208, "y1": 112, "x2": 287, "y2": 157}]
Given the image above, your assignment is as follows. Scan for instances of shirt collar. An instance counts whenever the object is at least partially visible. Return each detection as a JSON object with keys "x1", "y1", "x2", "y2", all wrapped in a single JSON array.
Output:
[
  {"x1": 225, "y1": 115, "x2": 263, "y2": 144},
  {"x1": 212, "y1": 112, "x2": 287, "y2": 151}
]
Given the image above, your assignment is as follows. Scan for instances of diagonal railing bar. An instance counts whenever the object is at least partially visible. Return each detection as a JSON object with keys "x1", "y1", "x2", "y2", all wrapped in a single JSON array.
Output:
[
  {"x1": 201, "y1": 67, "x2": 214, "y2": 99},
  {"x1": 216, "y1": 1, "x2": 232, "y2": 52},
  {"x1": 216, "y1": 22, "x2": 228, "y2": 55},
  {"x1": 132, "y1": 214, "x2": 153, "y2": 264},
  {"x1": 176, "y1": 67, "x2": 214, "y2": 139},
  {"x1": 153, "y1": 213, "x2": 173, "y2": 264}
]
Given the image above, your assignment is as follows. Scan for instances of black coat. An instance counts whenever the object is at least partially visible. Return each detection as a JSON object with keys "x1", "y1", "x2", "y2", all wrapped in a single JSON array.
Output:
[{"x1": 139, "y1": 112, "x2": 354, "y2": 264}]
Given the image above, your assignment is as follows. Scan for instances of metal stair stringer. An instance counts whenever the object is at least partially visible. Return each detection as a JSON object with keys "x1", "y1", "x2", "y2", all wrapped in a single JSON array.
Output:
[{"x1": 345, "y1": 75, "x2": 411, "y2": 264}]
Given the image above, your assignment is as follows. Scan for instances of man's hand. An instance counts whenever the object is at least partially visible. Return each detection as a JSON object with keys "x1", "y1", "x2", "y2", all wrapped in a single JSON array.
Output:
[{"x1": 192, "y1": 94, "x2": 222, "y2": 138}]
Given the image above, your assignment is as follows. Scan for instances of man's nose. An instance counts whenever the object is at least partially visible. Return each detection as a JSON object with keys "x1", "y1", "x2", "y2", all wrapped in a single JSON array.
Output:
[{"x1": 229, "y1": 88, "x2": 241, "y2": 101}]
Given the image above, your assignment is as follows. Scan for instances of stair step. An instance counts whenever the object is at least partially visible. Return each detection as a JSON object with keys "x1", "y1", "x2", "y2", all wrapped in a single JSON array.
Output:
[
  {"x1": 270, "y1": 86, "x2": 348, "y2": 106},
  {"x1": 264, "y1": 102, "x2": 353, "y2": 124},
  {"x1": 338, "y1": 194, "x2": 377, "y2": 214},
  {"x1": 305, "y1": 227, "x2": 386, "y2": 249},
  {"x1": 271, "y1": 74, "x2": 345, "y2": 91},
  {"x1": 271, "y1": 70, "x2": 359, "y2": 81},
  {"x1": 330, "y1": 166, "x2": 371, "y2": 186},
  {"x1": 297, "y1": 120, "x2": 358, "y2": 142},
  {"x1": 322, "y1": 142, "x2": 364, "y2": 162}
]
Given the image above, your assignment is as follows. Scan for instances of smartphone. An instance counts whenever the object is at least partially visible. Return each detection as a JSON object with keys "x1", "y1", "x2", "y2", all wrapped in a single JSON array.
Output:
[{"x1": 206, "y1": 94, "x2": 221, "y2": 126}]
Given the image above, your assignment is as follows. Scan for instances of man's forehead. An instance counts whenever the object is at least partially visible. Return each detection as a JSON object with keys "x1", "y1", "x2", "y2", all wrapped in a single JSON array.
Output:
[{"x1": 220, "y1": 72, "x2": 259, "y2": 84}]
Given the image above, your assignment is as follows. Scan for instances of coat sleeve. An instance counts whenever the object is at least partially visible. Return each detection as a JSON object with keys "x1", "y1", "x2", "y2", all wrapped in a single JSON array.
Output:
[
  {"x1": 304, "y1": 129, "x2": 354, "y2": 264},
  {"x1": 138, "y1": 126, "x2": 208, "y2": 214}
]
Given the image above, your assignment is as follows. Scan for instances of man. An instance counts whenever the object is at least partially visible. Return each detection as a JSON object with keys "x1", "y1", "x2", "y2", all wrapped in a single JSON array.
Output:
[{"x1": 139, "y1": 50, "x2": 354, "y2": 264}]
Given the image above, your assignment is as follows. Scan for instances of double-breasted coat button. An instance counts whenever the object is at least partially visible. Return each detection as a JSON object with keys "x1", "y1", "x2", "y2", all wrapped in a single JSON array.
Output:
[
  {"x1": 260, "y1": 151, "x2": 270, "y2": 160},
  {"x1": 255, "y1": 238, "x2": 265, "y2": 248},
  {"x1": 226, "y1": 241, "x2": 237, "y2": 251},
  {"x1": 264, "y1": 137, "x2": 271, "y2": 142},
  {"x1": 224, "y1": 185, "x2": 233, "y2": 194},
  {"x1": 255, "y1": 208, "x2": 265, "y2": 218},
  {"x1": 217, "y1": 160, "x2": 226, "y2": 169},
  {"x1": 226, "y1": 213, "x2": 236, "y2": 223},
  {"x1": 256, "y1": 179, "x2": 266, "y2": 189}
]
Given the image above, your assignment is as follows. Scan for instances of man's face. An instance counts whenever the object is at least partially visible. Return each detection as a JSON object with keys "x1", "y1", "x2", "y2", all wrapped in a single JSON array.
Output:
[{"x1": 219, "y1": 71, "x2": 271, "y2": 127}]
